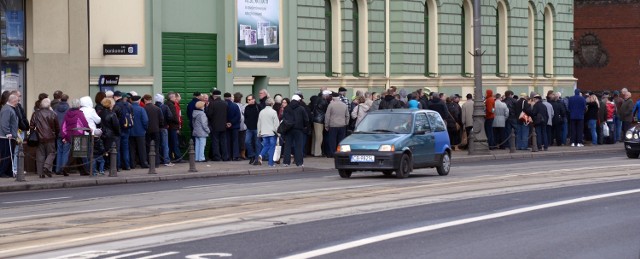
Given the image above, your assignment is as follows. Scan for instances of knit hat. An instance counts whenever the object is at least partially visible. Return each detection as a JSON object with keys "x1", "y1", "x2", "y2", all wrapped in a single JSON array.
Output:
[
  {"x1": 113, "y1": 91, "x2": 122, "y2": 97},
  {"x1": 129, "y1": 91, "x2": 138, "y2": 97},
  {"x1": 212, "y1": 90, "x2": 222, "y2": 96},
  {"x1": 322, "y1": 90, "x2": 332, "y2": 96},
  {"x1": 292, "y1": 95, "x2": 301, "y2": 101},
  {"x1": 105, "y1": 90, "x2": 114, "y2": 97},
  {"x1": 154, "y1": 93, "x2": 165, "y2": 103},
  {"x1": 338, "y1": 87, "x2": 347, "y2": 93}
]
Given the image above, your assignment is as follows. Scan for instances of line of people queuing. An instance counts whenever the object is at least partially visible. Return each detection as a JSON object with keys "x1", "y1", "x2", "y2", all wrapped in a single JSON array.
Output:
[{"x1": 0, "y1": 86, "x2": 632, "y2": 178}]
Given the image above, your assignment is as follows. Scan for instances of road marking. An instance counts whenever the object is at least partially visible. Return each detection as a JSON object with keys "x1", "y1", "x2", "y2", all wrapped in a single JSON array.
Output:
[
  {"x1": 137, "y1": 252, "x2": 179, "y2": 259},
  {"x1": 3, "y1": 196, "x2": 71, "y2": 204},
  {"x1": 103, "y1": 251, "x2": 150, "y2": 259},
  {"x1": 281, "y1": 188, "x2": 640, "y2": 259}
]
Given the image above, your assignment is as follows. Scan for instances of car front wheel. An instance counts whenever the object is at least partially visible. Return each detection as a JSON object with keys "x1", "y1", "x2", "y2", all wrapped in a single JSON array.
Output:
[
  {"x1": 338, "y1": 170, "x2": 352, "y2": 178},
  {"x1": 626, "y1": 151, "x2": 639, "y2": 159},
  {"x1": 396, "y1": 154, "x2": 411, "y2": 179},
  {"x1": 436, "y1": 152, "x2": 451, "y2": 176}
]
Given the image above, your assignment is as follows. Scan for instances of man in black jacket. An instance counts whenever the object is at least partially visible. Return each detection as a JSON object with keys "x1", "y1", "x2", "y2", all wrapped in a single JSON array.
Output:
[
  {"x1": 244, "y1": 94, "x2": 262, "y2": 164},
  {"x1": 502, "y1": 91, "x2": 518, "y2": 148},
  {"x1": 531, "y1": 95, "x2": 549, "y2": 151},
  {"x1": 551, "y1": 93, "x2": 567, "y2": 146},
  {"x1": 165, "y1": 92, "x2": 183, "y2": 163},
  {"x1": 282, "y1": 95, "x2": 309, "y2": 167},
  {"x1": 206, "y1": 90, "x2": 229, "y2": 161},
  {"x1": 144, "y1": 94, "x2": 164, "y2": 166},
  {"x1": 311, "y1": 90, "x2": 330, "y2": 157},
  {"x1": 378, "y1": 89, "x2": 403, "y2": 110}
]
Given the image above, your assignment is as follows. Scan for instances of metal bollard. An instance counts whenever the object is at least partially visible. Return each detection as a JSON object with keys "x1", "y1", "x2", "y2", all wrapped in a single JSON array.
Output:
[
  {"x1": 509, "y1": 128, "x2": 516, "y2": 153},
  {"x1": 188, "y1": 139, "x2": 197, "y2": 172},
  {"x1": 531, "y1": 127, "x2": 539, "y2": 152},
  {"x1": 148, "y1": 140, "x2": 156, "y2": 174},
  {"x1": 15, "y1": 142, "x2": 25, "y2": 182},
  {"x1": 109, "y1": 142, "x2": 117, "y2": 177}
]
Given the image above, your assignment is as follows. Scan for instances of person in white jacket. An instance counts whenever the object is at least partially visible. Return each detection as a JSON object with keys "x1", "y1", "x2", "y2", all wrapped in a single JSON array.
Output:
[
  {"x1": 255, "y1": 98, "x2": 280, "y2": 167},
  {"x1": 79, "y1": 96, "x2": 101, "y2": 134},
  {"x1": 492, "y1": 94, "x2": 509, "y2": 149}
]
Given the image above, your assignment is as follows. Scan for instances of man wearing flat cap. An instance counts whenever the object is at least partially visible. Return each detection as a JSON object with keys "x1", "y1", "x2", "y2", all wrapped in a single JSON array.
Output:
[{"x1": 206, "y1": 89, "x2": 229, "y2": 161}]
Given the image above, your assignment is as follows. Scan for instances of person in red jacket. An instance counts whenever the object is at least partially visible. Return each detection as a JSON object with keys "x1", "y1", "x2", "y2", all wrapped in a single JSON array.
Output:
[{"x1": 485, "y1": 89, "x2": 496, "y2": 148}]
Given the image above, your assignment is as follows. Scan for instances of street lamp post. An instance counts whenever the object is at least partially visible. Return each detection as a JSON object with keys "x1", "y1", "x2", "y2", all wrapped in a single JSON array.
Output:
[{"x1": 469, "y1": 0, "x2": 490, "y2": 155}]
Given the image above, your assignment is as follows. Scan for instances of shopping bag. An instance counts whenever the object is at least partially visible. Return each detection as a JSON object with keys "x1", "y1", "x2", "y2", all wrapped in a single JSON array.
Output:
[
  {"x1": 602, "y1": 123, "x2": 610, "y2": 137},
  {"x1": 272, "y1": 137, "x2": 282, "y2": 162}
]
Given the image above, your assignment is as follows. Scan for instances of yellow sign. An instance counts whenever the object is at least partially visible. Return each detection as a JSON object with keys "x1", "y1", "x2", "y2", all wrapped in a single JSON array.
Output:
[{"x1": 227, "y1": 54, "x2": 232, "y2": 73}]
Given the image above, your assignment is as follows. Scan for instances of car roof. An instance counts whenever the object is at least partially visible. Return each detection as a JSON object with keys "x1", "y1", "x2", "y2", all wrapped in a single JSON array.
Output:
[{"x1": 368, "y1": 109, "x2": 438, "y2": 115}]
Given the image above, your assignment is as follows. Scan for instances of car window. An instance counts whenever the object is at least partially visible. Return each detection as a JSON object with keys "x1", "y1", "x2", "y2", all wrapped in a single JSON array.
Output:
[
  {"x1": 414, "y1": 113, "x2": 430, "y2": 132},
  {"x1": 355, "y1": 113, "x2": 413, "y2": 134},
  {"x1": 427, "y1": 112, "x2": 446, "y2": 132}
]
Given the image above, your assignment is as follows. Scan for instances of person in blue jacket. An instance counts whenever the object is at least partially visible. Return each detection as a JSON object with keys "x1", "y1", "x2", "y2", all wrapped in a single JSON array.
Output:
[
  {"x1": 225, "y1": 92, "x2": 242, "y2": 161},
  {"x1": 129, "y1": 95, "x2": 149, "y2": 168},
  {"x1": 567, "y1": 88, "x2": 586, "y2": 147}
]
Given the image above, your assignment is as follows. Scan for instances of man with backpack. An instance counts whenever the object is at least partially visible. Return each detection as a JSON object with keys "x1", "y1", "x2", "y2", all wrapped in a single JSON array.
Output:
[{"x1": 113, "y1": 91, "x2": 134, "y2": 170}]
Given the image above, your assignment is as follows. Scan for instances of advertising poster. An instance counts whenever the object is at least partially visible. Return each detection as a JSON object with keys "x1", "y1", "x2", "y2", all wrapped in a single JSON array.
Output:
[{"x1": 237, "y1": 0, "x2": 280, "y2": 62}]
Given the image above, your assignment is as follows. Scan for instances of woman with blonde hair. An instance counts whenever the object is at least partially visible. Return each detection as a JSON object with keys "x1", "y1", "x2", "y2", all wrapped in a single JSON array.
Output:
[
  {"x1": 192, "y1": 101, "x2": 210, "y2": 162},
  {"x1": 586, "y1": 93, "x2": 600, "y2": 145}
]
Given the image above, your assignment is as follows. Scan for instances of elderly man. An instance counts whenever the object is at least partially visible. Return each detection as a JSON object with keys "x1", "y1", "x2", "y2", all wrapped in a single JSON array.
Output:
[
  {"x1": 206, "y1": 89, "x2": 229, "y2": 161},
  {"x1": 0, "y1": 94, "x2": 18, "y2": 178},
  {"x1": 165, "y1": 92, "x2": 183, "y2": 163},
  {"x1": 30, "y1": 98, "x2": 60, "y2": 178},
  {"x1": 325, "y1": 92, "x2": 349, "y2": 158}
]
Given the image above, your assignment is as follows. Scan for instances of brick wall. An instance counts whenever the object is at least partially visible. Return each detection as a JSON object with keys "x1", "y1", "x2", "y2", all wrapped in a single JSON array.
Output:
[{"x1": 574, "y1": 3, "x2": 640, "y2": 94}]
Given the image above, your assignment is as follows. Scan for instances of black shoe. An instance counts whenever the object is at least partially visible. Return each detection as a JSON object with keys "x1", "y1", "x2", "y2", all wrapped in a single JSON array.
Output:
[
  {"x1": 232, "y1": 158, "x2": 241, "y2": 161},
  {"x1": 123, "y1": 167, "x2": 131, "y2": 171},
  {"x1": 249, "y1": 157, "x2": 255, "y2": 164},
  {"x1": 39, "y1": 175, "x2": 45, "y2": 178}
]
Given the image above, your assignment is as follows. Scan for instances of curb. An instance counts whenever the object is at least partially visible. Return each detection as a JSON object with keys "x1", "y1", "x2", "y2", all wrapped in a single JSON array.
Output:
[
  {"x1": 1, "y1": 147, "x2": 625, "y2": 192},
  {"x1": 453, "y1": 147, "x2": 622, "y2": 163}
]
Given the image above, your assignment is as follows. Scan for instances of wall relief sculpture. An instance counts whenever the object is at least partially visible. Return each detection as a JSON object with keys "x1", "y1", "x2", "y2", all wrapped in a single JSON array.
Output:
[{"x1": 574, "y1": 32, "x2": 609, "y2": 68}]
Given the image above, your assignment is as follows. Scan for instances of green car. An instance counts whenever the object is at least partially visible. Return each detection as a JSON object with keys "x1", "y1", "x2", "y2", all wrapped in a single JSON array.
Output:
[{"x1": 334, "y1": 109, "x2": 452, "y2": 179}]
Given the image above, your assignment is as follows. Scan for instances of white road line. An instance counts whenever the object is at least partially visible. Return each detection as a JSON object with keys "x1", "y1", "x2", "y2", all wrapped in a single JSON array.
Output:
[
  {"x1": 3, "y1": 196, "x2": 71, "y2": 204},
  {"x1": 136, "y1": 251, "x2": 179, "y2": 259},
  {"x1": 281, "y1": 188, "x2": 640, "y2": 259},
  {"x1": 103, "y1": 251, "x2": 151, "y2": 259}
]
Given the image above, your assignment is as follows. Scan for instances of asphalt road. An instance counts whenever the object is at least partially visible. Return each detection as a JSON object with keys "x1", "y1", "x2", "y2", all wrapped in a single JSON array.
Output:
[
  {"x1": 6, "y1": 151, "x2": 640, "y2": 259},
  {"x1": 35, "y1": 179, "x2": 640, "y2": 259}
]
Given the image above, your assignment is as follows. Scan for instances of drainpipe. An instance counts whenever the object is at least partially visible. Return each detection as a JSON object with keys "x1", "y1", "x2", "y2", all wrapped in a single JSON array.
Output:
[{"x1": 384, "y1": 0, "x2": 390, "y2": 89}]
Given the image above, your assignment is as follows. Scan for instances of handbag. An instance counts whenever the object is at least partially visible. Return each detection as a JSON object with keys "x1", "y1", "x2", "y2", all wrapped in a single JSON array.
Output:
[
  {"x1": 27, "y1": 127, "x2": 39, "y2": 147},
  {"x1": 272, "y1": 137, "x2": 282, "y2": 162},
  {"x1": 518, "y1": 101, "x2": 532, "y2": 125}
]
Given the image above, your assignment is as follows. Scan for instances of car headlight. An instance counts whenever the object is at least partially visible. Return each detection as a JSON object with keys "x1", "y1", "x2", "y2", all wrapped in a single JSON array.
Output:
[
  {"x1": 626, "y1": 131, "x2": 634, "y2": 140},
  {"x1": 338, "y1": 145, "x2": 351, "y2": 153},
  {"x1": 378, "y1": 145, "x2": 395, "y2": 152}
]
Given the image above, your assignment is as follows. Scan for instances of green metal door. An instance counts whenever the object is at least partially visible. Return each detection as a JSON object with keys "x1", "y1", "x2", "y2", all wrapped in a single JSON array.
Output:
[{"x1": 162, "y1": 33, "x2": 217, "y2": 138}]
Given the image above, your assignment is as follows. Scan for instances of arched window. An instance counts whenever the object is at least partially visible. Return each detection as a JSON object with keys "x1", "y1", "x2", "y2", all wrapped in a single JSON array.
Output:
[
  {"x1": 425, "y1": 0, "x2": 438, "y2": 76},
  {"x1": 527, "y1": 2, "x2": 535, "y2": 76},
  {"x1": 496, "y1": 0, "x2": 508, "y2": 76},
  {"x1": 325, "y1": 0, "x2": 332, "y2": 77},
  {"x1": 462, "y1": 0, "x2": 473, "y2": 76},
  {"x1": 544, "y1": 5, "x2": 554, "y2": 77}
]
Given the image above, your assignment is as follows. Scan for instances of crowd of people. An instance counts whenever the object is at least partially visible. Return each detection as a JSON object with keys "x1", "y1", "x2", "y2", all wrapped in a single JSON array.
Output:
[{"x1": 0, "y1": 86, "x2": 633, "y2": 178}]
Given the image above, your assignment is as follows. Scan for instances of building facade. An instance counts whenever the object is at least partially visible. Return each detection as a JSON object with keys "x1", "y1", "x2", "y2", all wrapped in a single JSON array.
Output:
[
  {"x1": 574, "y1": 0, "x2": 640, "y2": 94},
  {"x1": 5, "y1": 0, "x2": 576, "y2": 117}
]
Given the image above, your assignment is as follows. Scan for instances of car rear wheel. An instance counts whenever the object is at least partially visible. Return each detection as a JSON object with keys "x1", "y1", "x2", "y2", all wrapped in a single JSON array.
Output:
[
  {"x1": 626, "y1": 152, "x2": 639, "y2": 159},
  {"x1": 338, "y1": 170, "x2": 352, "y2": 178},
  {"x1": 395, "y1": 154, "x2": 411, "y2": 179},
  {"x1": 436, "y1": 152, "x2": 451, "y2": 176}
]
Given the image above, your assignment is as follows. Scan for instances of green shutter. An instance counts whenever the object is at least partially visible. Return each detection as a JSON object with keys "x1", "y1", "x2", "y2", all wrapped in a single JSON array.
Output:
[{"x1": 162, "y1": 32, "x2": 217, "y2": 138}]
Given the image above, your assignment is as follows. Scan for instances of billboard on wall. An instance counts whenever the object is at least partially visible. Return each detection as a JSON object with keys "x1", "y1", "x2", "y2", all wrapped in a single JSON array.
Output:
[{"x1": 237, "y1": 0, "x2": 280, "y2": 62}]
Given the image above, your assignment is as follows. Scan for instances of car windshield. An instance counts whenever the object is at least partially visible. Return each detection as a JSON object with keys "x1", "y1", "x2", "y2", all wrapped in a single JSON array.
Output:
[{"x1": 355, "y1": 113, "x2": 413, "y2": 134}]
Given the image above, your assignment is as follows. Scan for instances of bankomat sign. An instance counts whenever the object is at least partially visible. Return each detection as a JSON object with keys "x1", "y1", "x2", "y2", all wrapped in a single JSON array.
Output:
[{"x1": 103, "y1": 44, "x2": 138, "y2": 55}]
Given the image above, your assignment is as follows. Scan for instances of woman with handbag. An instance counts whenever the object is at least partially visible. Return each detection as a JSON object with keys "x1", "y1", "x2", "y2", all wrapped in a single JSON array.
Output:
[
  {"x1": 515, "y1": 93, "x2": 533, "y2": 150},
  {"x1": 255, "y1": 98, "x2": 280, "y2": 167},
  {"x1": 29, "y1": 98, "x2": 60, "y2": 178}
]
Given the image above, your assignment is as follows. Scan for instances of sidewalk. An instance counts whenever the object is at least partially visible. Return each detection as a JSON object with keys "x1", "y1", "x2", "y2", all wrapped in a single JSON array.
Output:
[{"x1": 0, "y1": 143, "x2": 624, "y2": 192}]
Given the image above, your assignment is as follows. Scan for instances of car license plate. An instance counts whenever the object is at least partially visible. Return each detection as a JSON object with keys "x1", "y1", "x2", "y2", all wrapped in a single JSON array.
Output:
[{"x1": 351, "y1": 155, "x2": 375, "y2": 163}]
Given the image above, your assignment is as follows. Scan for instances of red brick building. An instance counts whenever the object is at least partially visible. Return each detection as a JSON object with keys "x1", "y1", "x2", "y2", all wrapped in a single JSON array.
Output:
[{"x1": 574, "y1": 0, "x2": 640, "y2": 94}]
